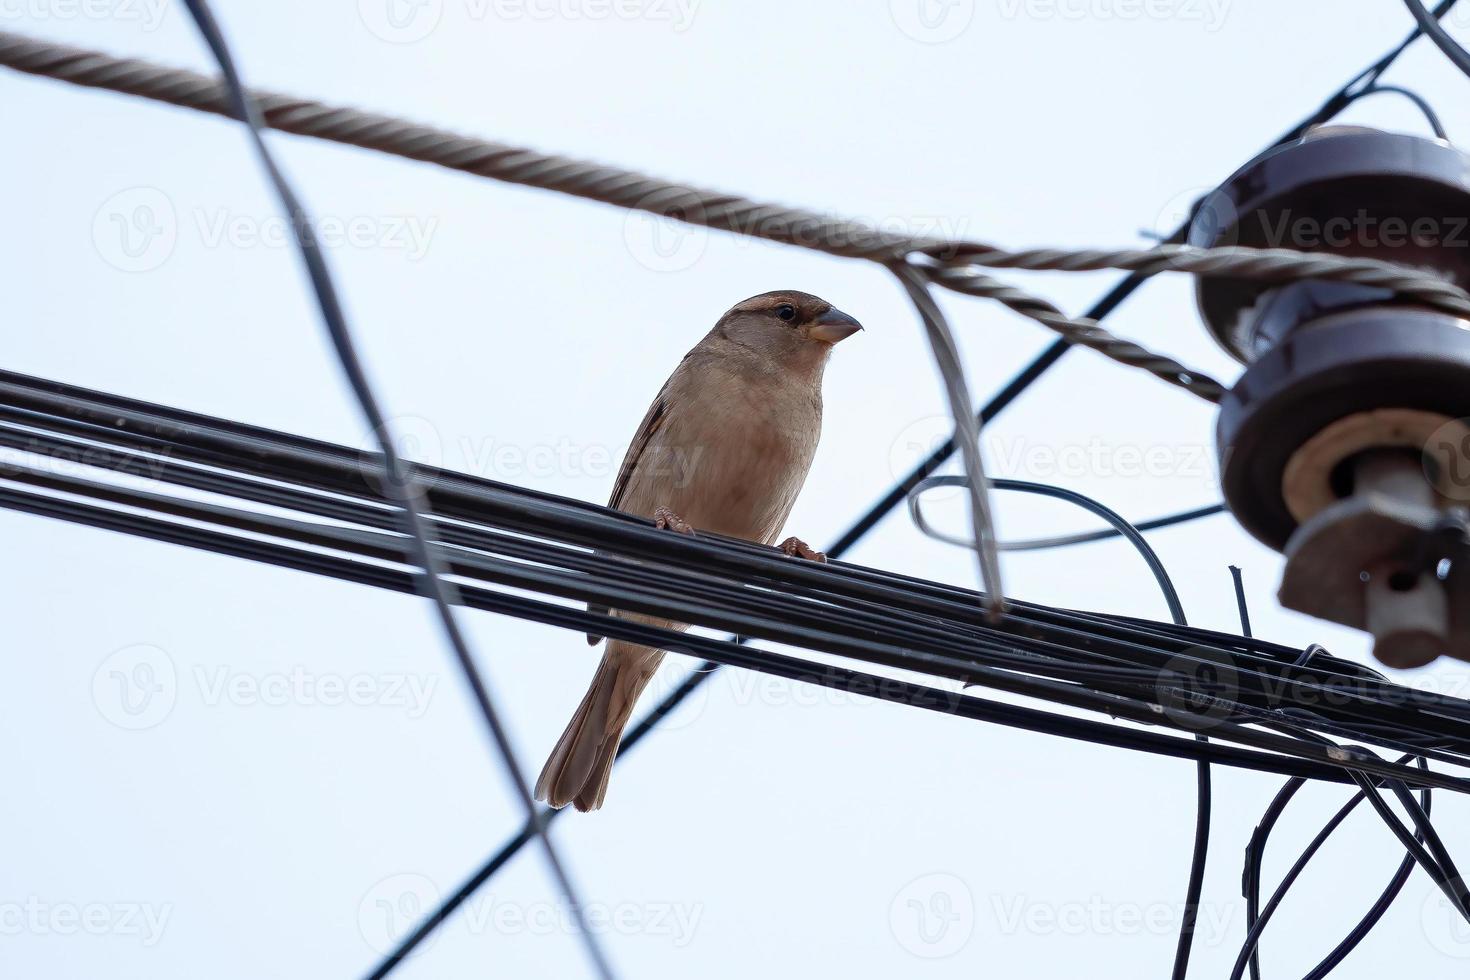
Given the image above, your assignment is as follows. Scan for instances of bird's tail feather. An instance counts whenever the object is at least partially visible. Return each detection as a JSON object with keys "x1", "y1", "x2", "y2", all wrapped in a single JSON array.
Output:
[{"x1": 535, "y1": 643, "x2": 660, "y2": 812}]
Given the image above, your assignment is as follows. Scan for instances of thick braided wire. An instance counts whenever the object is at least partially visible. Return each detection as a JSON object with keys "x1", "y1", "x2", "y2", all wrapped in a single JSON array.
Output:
[{"x1": 6, "y1": 29, "x2": 1470, "y2": 403}]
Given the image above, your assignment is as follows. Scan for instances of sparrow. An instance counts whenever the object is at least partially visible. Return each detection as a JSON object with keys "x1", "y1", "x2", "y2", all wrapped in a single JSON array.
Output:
[{"x1": 534, "y1": 290, "x2": 863, "y2": 811}]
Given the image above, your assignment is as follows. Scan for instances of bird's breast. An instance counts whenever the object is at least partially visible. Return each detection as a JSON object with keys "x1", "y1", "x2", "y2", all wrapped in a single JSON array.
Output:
[{"x1": 623, "y1": 377, "x2": 820, "y2": 544}]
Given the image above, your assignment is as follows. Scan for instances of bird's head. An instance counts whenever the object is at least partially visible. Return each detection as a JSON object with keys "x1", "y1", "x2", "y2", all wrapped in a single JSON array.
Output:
[{"x1": 712, "y1": 290, "x2": 863, "y2": 374}]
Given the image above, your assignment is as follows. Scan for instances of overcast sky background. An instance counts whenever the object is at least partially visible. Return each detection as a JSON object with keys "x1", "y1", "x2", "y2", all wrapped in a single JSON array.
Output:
[{"x1": 6, "y1": 1, "x2": 1470, "y2": 977}]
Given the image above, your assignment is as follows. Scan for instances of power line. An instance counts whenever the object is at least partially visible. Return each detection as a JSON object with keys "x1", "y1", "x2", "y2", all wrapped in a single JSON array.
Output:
[
  {"x1": 174, "y1": 2, "x2": 613, "y2": 976},
  {"x1": 0, "y1": 3, "x2": 1464, "y2": 975},
  {"x1": 3, "y1": 31, "x2": 1469, "y2": 400}
]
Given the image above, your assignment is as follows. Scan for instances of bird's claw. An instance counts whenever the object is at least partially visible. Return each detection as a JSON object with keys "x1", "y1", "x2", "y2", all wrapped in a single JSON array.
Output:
[
  {"x1": 778, "y1": 536, "x2": 827, "y2": 562},
  {"x1": 653, "y1": 506, "x2": 695, "y2": 535}
]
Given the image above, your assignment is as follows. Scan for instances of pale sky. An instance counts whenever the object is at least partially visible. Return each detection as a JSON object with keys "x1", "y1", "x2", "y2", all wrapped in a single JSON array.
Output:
[{"x1": 5, "y1": 2, "x2": 1470, "y2": 978}]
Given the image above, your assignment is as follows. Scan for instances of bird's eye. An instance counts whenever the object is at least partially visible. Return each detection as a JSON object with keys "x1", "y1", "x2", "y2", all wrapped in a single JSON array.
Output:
[{"x1": 776, "y1": 304, "x2": 797, "y2": 322}]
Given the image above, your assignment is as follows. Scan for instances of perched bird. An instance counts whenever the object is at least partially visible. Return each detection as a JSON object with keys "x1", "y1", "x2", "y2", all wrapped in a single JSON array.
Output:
[{"x1": 535, "y1": 290, "x2": 863, "y2": 811}]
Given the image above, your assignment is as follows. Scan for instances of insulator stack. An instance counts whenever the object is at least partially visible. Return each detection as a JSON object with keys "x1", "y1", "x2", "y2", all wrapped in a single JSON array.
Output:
[{"x1": 1192, "y1": 126, "x2": 1470, "y2": 667}]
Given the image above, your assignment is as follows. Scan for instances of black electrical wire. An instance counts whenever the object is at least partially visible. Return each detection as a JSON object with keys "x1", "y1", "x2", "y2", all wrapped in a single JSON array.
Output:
[
  {"x1": 1347, "y1": 83, "x2": 1450, "y2": 138},
  {"x1": 910, "y1": 476, "x2": 1186, "y2": 621},
  {"x1": 1243, "y1": 728, "x2": 1470, "y2": 980},
  {"x1": 998, "y1": 503, "x2": 1226, "y2": 552},
  {"x1": 1230, "y1": 566, "x2": 1253, "y2": 640},
  {"x1": 173, "y1": 3, "x2": 613, "y2": 975},
  {"x1": 11, "y1": 416, "x2": 1470, "y2": 796},
  {"x1": 1232, "y1": 756, "x2": 1432, "y2": 980},
  {"x1": 8, "y1": 373, "x2": 1470, "y2": 770},
  {"x1": 14, "y1": 388, "x2": 1470, "y2": 755},
  {"x1": 1234, "y1": 562, "x2": 1431, "y2": 980},
  {"x1": 13, "y1": 378, "x2": 1466, "y2": 979},
  {"x1": 1403, "y1": 0, "x2": 1470, "y2": 79},
  {"x1": 1241, "y1": 768, "x2": 1425, "y2": 980},
  {"x1": 1333, "y1": 0, "x2": 1462, "y2": 106},
  {"x1": 909, "y1": 475, "x2": 1210, "y2": 980},
  {"x1": 10, "y1": 13, "x2": 1459, "y2": 976}
]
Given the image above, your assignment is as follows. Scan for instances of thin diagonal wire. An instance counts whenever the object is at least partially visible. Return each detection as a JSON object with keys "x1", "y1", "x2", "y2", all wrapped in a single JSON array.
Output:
[
  {"x1": 1350, "y1": 83, "x2": 1449, "y2": 139},
  {"x1": 360, "y1": 10, "x2": 1463, "y2": 971},
  {"x1": 364, "y1": 337, "x2": 1074, "y2": 980},
  {"x1": 7, "y1": 31, "x2": 1470, "y2": 401},
  {"x1": 909, "y1": 474, "x2": 1210, "y2": 977},
  {"x1": 892, "y1": 263, "x2": 1005, "y2": 618},
  {"x1": 173, "y1": 2, "x2": 613, "y2": 976},
  {"x1": 1403, "y1": 0, "x2": 1470, "y2": 77},
  {"x1": 244, "y1": 8, "x2": 1466, "y2": 974}
]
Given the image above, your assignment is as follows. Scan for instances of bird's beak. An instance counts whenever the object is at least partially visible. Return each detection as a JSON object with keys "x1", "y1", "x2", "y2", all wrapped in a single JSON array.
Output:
[{"x1": 808, "y1": 307, "x2": 864, "y2": 344}]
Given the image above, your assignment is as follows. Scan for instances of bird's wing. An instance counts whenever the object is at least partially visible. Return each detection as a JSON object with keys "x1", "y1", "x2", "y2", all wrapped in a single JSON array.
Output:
[
  {"x1": 588, "y1": 357, "x2": 690, "y2": 644},
  {"x1": 608, "y1": 392, "x2": 671, "y2": 512}
]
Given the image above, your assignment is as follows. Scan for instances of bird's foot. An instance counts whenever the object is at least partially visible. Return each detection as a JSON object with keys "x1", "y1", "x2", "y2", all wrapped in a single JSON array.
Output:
[
  {"x1": 778, "y1": 536, "x2": 827, "y2": 563},
  {"x1": 654, "y1": 506, "x2": 695, "y2": 535}
]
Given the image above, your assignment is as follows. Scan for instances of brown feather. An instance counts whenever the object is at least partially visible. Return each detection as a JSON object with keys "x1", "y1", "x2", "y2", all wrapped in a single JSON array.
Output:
[{"x1": 539, "y1": 291, "x2": 859, "y2": 810}]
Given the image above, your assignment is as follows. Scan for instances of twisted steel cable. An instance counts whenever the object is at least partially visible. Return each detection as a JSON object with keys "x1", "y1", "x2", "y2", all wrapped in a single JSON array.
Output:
[{"x1": 6, "y1": 30, "x2": 1470, "y2": 404}]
